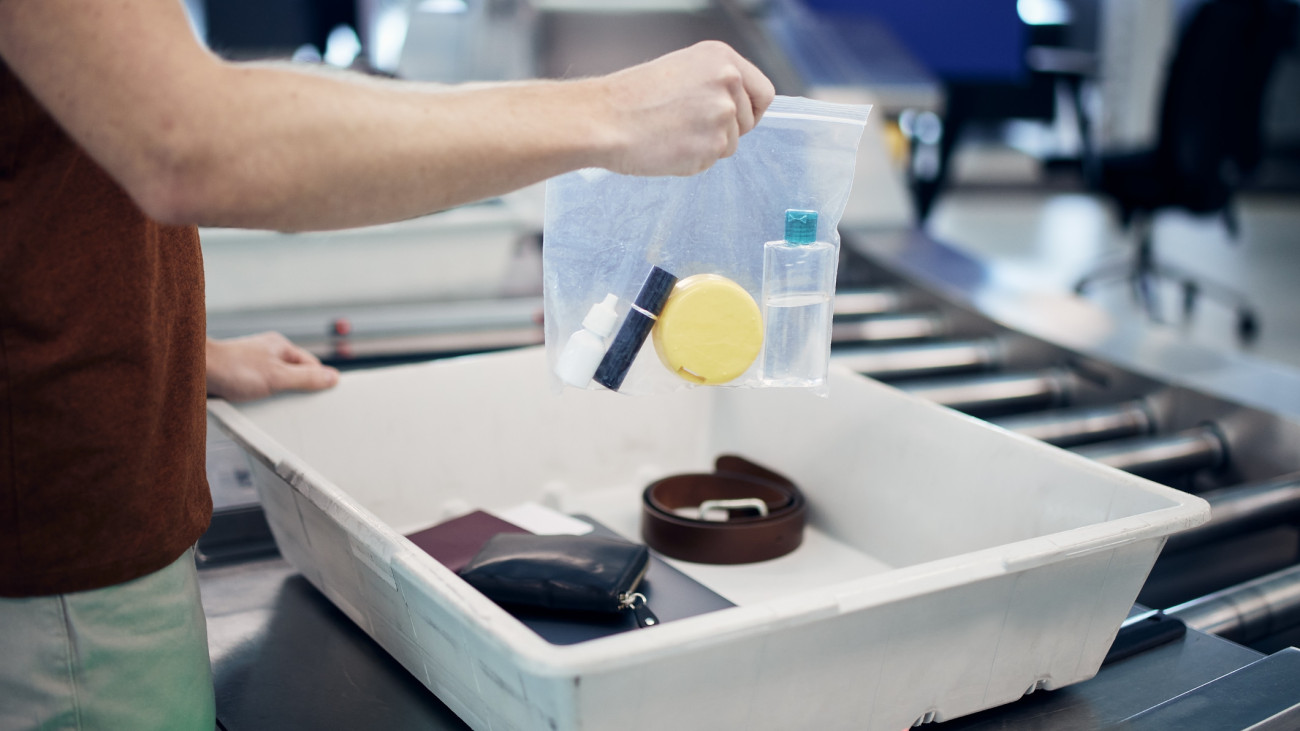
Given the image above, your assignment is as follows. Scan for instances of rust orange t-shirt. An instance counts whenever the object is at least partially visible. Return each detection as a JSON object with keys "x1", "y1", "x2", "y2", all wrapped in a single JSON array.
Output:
[{"x1": 0, "y1": 60, "x2": 211, "y2": 596}]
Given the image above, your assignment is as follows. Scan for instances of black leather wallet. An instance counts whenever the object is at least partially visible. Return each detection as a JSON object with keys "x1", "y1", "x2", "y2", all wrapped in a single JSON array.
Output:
[{"x1": 458, "y1": 533, "x2": 659, "y2": 628}]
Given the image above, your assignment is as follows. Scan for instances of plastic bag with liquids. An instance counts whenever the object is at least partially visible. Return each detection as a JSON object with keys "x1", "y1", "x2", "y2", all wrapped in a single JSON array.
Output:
[{"x1": 543, "y1": 95, "x2": 871, "y2": 396}]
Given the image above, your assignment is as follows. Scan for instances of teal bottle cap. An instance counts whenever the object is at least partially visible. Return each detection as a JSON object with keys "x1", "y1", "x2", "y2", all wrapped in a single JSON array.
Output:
[{"x1": 784, "y1": 209, "x2": 818, "y2": 244}]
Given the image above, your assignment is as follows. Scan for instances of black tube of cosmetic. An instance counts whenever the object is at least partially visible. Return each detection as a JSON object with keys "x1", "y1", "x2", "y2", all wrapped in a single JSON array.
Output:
[{"x1": 593, "y1": 266, "x2": 678, "y2": 391}]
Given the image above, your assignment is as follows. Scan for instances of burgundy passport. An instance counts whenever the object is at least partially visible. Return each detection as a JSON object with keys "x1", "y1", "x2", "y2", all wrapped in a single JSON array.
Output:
[{"x1": 404, "y1": 510, "x2": 529, "y2": 573}]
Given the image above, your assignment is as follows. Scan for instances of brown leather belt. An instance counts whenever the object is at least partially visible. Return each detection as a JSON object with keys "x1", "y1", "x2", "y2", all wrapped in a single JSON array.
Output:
[{"x1": 640, "y1": 455, "x2": 807, "y2": 564}]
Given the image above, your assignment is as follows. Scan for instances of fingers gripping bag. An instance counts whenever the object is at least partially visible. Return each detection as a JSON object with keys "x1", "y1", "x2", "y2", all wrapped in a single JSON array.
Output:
[{"x1": 543, "y1": 96, "x2": 871, "y2": 397}]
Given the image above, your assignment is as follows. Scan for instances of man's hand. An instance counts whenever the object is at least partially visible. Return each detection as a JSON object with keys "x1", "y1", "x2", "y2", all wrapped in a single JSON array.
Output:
[
  {"x1": 594, "y1": 41, "x2": 777, "y2": 177},
  {"x1": 206, "y1": 333, "x2": 339, "y2": 403}
]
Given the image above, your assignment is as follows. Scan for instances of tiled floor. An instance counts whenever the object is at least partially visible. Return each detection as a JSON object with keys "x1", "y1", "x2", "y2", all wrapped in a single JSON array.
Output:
[{"x1": 926, "y1": 188, "x2": 1300, "y2": 374}]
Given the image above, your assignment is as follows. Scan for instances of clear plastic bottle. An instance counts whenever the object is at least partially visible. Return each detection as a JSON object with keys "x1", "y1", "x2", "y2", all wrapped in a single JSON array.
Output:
[
  {"x1": 555, "y1": 293, "x2": 619, "y2": 388},
  {"x1": 761, "y1": 210, "x2": 836, "y2": 386}
]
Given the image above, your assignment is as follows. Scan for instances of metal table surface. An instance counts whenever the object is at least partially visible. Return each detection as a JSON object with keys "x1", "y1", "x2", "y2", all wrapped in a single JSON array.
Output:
[{"x1": 199, "y1": 556, "x2": 1267, "y2": 731}]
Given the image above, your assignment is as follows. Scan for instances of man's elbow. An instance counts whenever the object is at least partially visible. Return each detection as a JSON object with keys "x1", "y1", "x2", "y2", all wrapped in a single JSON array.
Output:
[
  {"x1": 133, "y1": 174, "x2": 194, "y2": 226},
  {"x1": 129, "y1": 151, "x2": 215, "y2": 227},
  {"x1": 129, "y1": 138, "x2": 250, "y2": 227}
]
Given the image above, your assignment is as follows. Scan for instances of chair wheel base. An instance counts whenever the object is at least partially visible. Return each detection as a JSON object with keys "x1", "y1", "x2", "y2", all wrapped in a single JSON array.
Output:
[{"x1": 1238, "y1": 309, "x2": 1259, "y2": 342}]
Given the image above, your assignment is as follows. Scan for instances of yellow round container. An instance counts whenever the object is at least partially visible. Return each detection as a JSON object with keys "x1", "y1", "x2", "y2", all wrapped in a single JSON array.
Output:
[{"x1": 652, "y1": 274, "x2": 763, "y2": 385}]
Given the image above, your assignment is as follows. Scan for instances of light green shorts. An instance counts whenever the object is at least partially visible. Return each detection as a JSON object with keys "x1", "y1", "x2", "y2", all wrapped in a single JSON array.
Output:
[{"x1": 0, "y1": 548, "x2": 215, "y2": 731}]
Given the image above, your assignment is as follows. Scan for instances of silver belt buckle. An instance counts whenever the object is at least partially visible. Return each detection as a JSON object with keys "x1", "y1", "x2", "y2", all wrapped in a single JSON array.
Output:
[{"x1": 674, "y1": 497, "x2": 769, "y2": 522}]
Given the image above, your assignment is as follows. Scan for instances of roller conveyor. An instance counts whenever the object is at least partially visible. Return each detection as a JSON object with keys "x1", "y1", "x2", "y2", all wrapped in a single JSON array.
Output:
[
  {"x1": 991, "y1": 400, "x2": 1155, "y2": 448},
  {"x1": 830, "y1": 312, "x2": 948, "y2": 344},
  {"x1": 1165, "y1": 474, "x2": 1300, "y2": 553},
  {"x1": 829, "y1": 338, "x2": 999, "y2": 380},
  {"x1": 1073, "y1": 426, "x2": 1229, "y2": 481},
  {"x1": 832, "y1": 286, "x2": 915, "y2": 316},
  {"x1": 1168, "y1": 563, "x2": 1300, "y2": 645},
  {"x1": 899, "y1": 369, "x2": 1076, "y2": 416}
]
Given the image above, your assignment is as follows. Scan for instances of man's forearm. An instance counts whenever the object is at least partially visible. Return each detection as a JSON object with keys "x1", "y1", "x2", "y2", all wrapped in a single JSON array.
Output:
[{"x1": 153, "y1": 65, "x2": 616, "y2": 230}]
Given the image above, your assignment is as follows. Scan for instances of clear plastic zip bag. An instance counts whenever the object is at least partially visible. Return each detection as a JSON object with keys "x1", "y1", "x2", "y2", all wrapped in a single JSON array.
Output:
[{"x1": 543, "y1": 96, "x2": 872, "y2": 396}]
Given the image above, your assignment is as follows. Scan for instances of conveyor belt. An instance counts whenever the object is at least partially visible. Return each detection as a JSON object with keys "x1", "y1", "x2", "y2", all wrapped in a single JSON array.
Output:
[
  {"x1": 1169, "y1": 564, "x2": 1300, "y2": 645},
  {"x1": 830, "y1": 311, "x2": 947, "y2": 343},
  {"x1": 831, "y1": 285, "x2": 915, "y2": 316},
  {"x1": 1072, "y1": 426, "x2": 1229, "y2": 481},
  {"x1": 830, "y1": 338, "x2": 1000, "y2": 380},
  {"x1": 992, "y1": 401, "x2": 1155, "y2": 448},
  {"x1": 1165, "y1": 474, "x2": 1300, "y2": 553},
  {"x1": 900, "y1": 369, "x2": 1076, "y2": 416}
]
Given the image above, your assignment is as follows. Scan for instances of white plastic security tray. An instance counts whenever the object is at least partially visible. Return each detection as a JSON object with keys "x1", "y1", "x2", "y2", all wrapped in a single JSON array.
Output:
[{"x1": 208, "y1": 346, "x2": 1208, "y2": 731}]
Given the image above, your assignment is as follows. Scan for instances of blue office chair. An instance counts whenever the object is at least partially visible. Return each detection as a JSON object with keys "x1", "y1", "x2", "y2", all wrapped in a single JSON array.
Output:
[{"x1": 1075, "y1": 0, "x2": 1297, "y2": 341}]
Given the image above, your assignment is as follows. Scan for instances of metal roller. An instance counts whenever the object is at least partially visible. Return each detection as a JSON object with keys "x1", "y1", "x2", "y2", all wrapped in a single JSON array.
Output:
[
  {"x1": 1167, "y1": 563, "x2": 1300, "y2": 645},
  {"x1": 830, "y1": 312, "x2": 948, "y2": 344},
  {"x1": 900, "y1": 369, "x2": 1076, "y2": 415},
  {"x1": 991, "y1": 400, "x2": 1155, "y2": 448},
  {"x1": 1073, "y1": 425, "x2": 1228, "y2": 480},
  {"x1": 830, "y1": 339, "x2": 999, "y2": 381},
  {"x1": 1164, "y1": 473, "x2": 1300, "y2": 553},
  {"x1": 832, "y1": 286, "x2": 912, "y2": 317}
]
